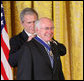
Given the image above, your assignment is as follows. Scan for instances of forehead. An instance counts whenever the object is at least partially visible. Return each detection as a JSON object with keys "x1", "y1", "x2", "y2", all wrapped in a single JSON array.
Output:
[
  {"x1": 24, "y1": 14, "x2": 37, "y2": 19},
  {"x1": 40, "y1": 20, "x2": 54, "y2": 28},
  {"x1": 24, "y1": 14, "x2": 37, "y2": 21}
]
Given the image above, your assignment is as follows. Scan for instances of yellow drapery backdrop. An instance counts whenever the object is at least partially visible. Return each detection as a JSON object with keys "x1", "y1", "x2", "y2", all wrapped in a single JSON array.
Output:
[{"x1": 2, "y1": 1, "x2": 83, "y2": 80}]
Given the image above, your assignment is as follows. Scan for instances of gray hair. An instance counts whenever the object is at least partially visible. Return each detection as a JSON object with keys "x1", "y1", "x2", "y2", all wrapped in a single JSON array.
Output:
[
  {"x1": 35, "y1": 18, "x2": 54, "y2": 29},
  {"x1": 20, "y1": 7, "x2": 38, "y2": 23},
  {"x1": 35, "y1": 20, "x2": 41, "y2": 29}
]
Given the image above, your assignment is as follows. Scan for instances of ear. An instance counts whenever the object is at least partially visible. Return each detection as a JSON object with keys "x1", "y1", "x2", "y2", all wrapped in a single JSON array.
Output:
[{"x1": 20, "y1": 21, "x2": 24, "y2": 25}]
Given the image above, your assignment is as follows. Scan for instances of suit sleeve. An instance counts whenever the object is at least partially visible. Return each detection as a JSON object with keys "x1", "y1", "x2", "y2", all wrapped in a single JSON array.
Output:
[
  {"x1": 16, "y1": 44, "x2": 33, "y2": 80},
  {"x1": 57, "y1": 43, "x2": 66, "y2": 56},
  {"x1": 52, "y1": 39, "x2": 66, "y2": 56},
  {"x1": 8, "y1": 38, "x2": 20, "y2": 67}
]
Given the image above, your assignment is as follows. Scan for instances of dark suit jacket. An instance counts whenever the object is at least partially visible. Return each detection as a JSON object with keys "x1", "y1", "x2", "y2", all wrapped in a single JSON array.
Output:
[
  {"x1": 8, "y1": 30, "x2": 28, "y2": 67},
  {"x1": 16, "y1": 38, "x2": 66, "y2": 80}
]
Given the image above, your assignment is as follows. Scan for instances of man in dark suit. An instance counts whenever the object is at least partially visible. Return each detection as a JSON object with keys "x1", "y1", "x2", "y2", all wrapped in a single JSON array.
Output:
[
  {"x1": 16, "y1": 17, "x2": 66, "y2": 80},
  {"x1": 8, "y1": 8, "x2": 38, "y2": 67}
]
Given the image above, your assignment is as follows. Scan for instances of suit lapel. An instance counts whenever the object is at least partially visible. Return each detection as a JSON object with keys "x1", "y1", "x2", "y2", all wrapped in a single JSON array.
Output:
[
  {"x1": 21, "y1": 30, "x2": 29, "y2": 42},
  {"x1": 50, "y1": 42, "x2": 59, "y2": 70},
  {"x1": 33, "y1": 39, "x2": 53, "y2": 69}
]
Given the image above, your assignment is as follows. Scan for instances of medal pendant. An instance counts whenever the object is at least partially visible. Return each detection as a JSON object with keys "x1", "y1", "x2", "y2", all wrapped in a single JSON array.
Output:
[{"x1": 50, "y1": 51, "x2": 53, "y2": 56}]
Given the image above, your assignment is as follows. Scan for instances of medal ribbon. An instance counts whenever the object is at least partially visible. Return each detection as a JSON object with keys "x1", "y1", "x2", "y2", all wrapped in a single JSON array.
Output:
[
  {"x1": 34, "y1": 36, "x2": 54, "y2": 68},
  {"x1": 34, "y1": 36, "x2": 51, "y2": 51}
]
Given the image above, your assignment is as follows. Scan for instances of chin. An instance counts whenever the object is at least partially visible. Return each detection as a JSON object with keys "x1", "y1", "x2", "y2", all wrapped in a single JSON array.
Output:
[
  {"x1": 31, "y1": 32, "x2": 35, "y2": 34},
  {"x1": 46, "y1": 38, "x2": 51, "y2": 42}
]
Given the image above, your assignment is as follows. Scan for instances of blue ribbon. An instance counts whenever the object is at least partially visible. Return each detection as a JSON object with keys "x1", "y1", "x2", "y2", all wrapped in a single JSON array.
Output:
[
  {"x1": 34, "y1": 36, "x2": 51, "y2": 51},
  {"x1": 34, "y1": 36, "x2": 54, "y2": 68}
]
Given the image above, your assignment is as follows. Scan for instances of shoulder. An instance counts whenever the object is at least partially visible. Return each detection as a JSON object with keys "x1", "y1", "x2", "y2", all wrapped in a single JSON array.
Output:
[
  {"x1": 10, "y1": 32, "x2": 22, "y2": 42},
  {"x1": 23, "y1": 38, "x2": 35, "y2": 47}
]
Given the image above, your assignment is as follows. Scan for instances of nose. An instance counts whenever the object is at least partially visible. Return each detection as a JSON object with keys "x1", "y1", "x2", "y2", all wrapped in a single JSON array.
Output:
[
  {"x1": 31, "y1": 22, "x2": 35, "y2": 27},
  {"x1": 48, "y1": 28, "x2": 54, "y2": 32},
  {"x1": 47, "y1": 30, "x2": 53, "y2": 35}
]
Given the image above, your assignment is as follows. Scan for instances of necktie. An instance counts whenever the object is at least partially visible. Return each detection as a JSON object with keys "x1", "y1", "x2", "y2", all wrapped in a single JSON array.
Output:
[
  {"x1": 34, "y1": 36, "x2": 54, "y2": 68},
  {"x1": 46, "y1": 46, "x2": 54, "y2": 68}
]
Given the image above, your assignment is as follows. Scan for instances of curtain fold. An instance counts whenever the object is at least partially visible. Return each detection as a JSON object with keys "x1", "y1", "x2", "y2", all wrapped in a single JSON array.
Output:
[
  {"x1": 34, "y1": 1, "x2": 52, "y2": 19},
  {"x1": 2, "y1": 1, "x2": 83, "y2": 80},
  {"x1": 53, "y1": 1, "x2": 71, "y2": 80},
  {"x1": 69, "y1": 1, "x2": 83, "y2": 80},
  {"x1": 2, "y1": 1, "x2": 12, "y2": 39}
]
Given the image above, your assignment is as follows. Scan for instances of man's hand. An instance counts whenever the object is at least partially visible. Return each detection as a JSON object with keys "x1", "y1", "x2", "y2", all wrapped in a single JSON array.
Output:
[{"x1": 27, "y1": 34, "x2": 37, "y2": 41}]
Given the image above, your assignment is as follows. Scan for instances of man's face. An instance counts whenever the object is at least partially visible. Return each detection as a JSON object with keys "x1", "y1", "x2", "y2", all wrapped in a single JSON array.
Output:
[
  {"x1": 22, "y1": 14, "x2": 37, "y2": 34},
  {"x1": 37, "y1": 19, "x2": 54, "y2": 43}
]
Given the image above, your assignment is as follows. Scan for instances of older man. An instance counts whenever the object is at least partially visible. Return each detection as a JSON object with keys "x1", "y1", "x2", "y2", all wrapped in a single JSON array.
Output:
[{"x1": 16, "y1": 17, "x2": 66, "y2": 80}]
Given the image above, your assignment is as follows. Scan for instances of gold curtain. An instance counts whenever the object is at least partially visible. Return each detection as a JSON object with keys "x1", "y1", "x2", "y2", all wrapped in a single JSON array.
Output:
[{"x1": 2, "y1": 1, "x2": 83, "y2": 80}]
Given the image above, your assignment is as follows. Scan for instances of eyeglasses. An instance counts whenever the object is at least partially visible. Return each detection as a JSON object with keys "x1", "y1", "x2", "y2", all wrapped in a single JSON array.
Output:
[{"x1": 40, "y1": 27, "x2": 54, "y2": 31}]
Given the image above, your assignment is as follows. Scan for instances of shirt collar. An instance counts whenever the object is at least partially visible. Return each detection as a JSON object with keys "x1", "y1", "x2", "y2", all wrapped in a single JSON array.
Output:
[
  {"x1": 37, "y1": 35, "x2": 50, "y2": 45},
  {"x1": 24, "y1": 30, "x2": 32, "y2": 36},
  {"x1": 24, "y1": 30, "x2": 37, "y2": 37}
]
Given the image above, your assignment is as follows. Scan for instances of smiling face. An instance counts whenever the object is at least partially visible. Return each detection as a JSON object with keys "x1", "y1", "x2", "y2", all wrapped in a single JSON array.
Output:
[
  {"x1": 22, "y1": 14, "x2": 37, "y2": 34},
  {"x1": 36, "y1": 18, "x2": 54, "y2": 43}
]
